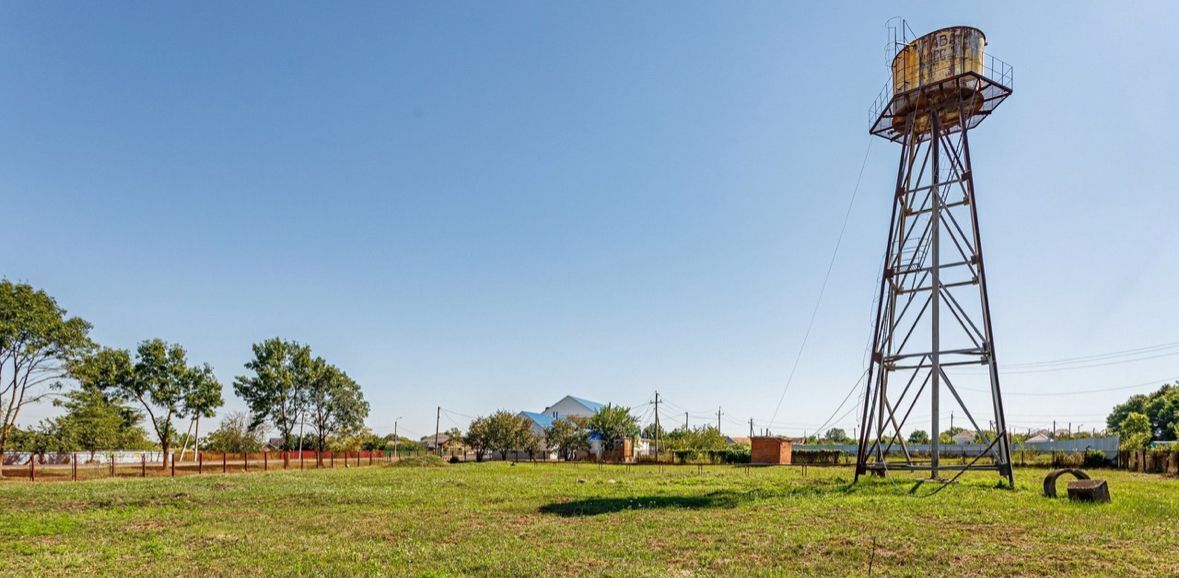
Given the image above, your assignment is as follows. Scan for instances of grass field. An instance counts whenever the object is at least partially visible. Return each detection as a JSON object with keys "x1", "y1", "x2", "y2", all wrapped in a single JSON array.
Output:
[{"x1": 1, "y1": 461, "x2": 1176, "y2": 576}]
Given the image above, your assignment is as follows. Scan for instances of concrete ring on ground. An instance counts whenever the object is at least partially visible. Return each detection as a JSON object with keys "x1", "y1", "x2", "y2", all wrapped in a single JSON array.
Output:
[{"x1": 1043, "y1": 468, "x2": 1090, "y2": 497}]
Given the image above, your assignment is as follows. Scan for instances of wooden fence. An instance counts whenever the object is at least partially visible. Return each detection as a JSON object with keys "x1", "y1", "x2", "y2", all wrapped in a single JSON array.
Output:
[
  {"x1": 0, "y1": 449, "x2": 419, "y2": 482},
  {"x1": 1118, "y1": 450, "x2": 1179, "y2": 474}
]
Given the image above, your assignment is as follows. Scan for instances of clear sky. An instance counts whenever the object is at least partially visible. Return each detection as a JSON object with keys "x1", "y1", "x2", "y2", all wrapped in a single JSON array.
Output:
[{"x1": 4, "y1": 2, "x2": 1178, "y2": 441}]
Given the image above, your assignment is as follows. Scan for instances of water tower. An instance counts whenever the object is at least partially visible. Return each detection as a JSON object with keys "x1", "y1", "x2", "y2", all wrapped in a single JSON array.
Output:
[{"x1": 854, "y1": 24, "x2": 1015, "y2": 485}]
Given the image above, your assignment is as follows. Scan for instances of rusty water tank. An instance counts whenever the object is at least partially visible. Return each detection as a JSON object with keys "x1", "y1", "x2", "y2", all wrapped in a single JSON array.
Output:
[{"x1": 889, "y1": 26, "x2": 988, "y2": 132}]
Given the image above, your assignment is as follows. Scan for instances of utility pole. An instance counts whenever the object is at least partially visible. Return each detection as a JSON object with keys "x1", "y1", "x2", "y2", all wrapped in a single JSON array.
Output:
[
  {"x1": 951, "y1": 412, "x2": 955, "y2": 432},
  {"x1": 684, "y1": 412, "x2": 688, "y2": 430},
  {"x1": 654, "y1": 391, "x2": 660, "y2": 463},
  {"x1": 435, "y1": 406, "x2": 442, "y2": 457},
  {"x1": 716, "y1": 407, "x2": 722, "y2": 432},
  {"x1": 394, "y1": 419, "x2": 399, "y2": 457},
  {"x1": 749, "y1": 418, "x2": 754, "y2": 438}
]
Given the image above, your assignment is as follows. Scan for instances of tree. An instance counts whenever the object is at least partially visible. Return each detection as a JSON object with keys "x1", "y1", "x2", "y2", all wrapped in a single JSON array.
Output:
[
  {"x1": 202, "y1": 411, "x2": 265, "y2": 453},
  {"x1": 330, "y1": 427, "x2": 375, "y2": 452},
  {"x1": 302, "y1": 357, "x2": 369, "y2": 452},
  {"x1": 361, "y1": 433, "x2": 390, "y2": 451},
  {"x1": 444, "y1": 427, "x2": 464, "y2": 455},
  {"x1": 87, "y1": 342, "x2": 222, "y2": 467},
  {"x1": 53, "y1": 385, "x2": 151, "y2": 459},
  {"x1": 521, "y1": 428, "x2": 544, "y2": 461},
  {"x1": 1119, "y1": 412, "x2": 1152, "y2": 451},
  {"x1": 587, "y1": 404, "x2": 639, "y2": 458},
  {"x1": 464, "y1": 416, "x2": 491, "y2": 462},
  {"x1": 908, "y1": 430, "x2": 931, "y2": 444},
  {"x1": 484, "y1": 410, "x2": 529, "y2": 461},
  {"x1": 824, "y1": 428, "x2": 850, "y2": 443},
  {"x1": 0, "y1": 280, "x2": 94, "y2": 467},
  {"x1": 63, "y1": 348, "x2": 152, "y2": 459},
  {"x1": 545, "y1": 418, "x2": 589, "y2": 461},
  {"x1": 183, "y1": 363, "x2": 224, "y2": 458},
  {"x1": 1106, "y1": 383, "x2": 1179, "y2": 441},
  {"x1": 234, "y1": 338, "x2": 307, "y2": 450},
  {"x1": 641, "y1": 422, "x2": 665, "y2": 440}
]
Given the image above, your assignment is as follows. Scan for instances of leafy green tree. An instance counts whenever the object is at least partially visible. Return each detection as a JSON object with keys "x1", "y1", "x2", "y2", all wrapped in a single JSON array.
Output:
[
  {"x1": 484, "y1": 410, "x2": 529, "y2": 461},
  {"x1": 674, "y1": 426, "x2": 727, "y2": 451},
  {"x1": 53, "y1": 385, "x2": 151, "y2": 459},
  {"x1": 587, "y1": 404, "x2": 639, "y2": 455},
  {"x1": 1106, "y1": 383, "x2": 1179, "y2": 441},
  {"x1": 63, "y1": 348, "x2": 152, "y2": 458},
  {"x1": 302, "y1": 357, "x2": 369, "y2": 452},
  {"x1": 521, "y1": 428, "x2": 544, "y2": 461},
  {"x1": 464, "y1": 416, "x2": 491, "y2": 461},
  {"x1": 6, "y1": 423, "x2": 63, "y2": 455},
  {"x1": 99, "y1": 339, "x2": 225, "y2": 467},
  {"x1": 907, "y1": 430, "x2": 931, "y2": 444},
  {"x1": 443, "y1": 427, "x2": 464, "y2": 455},
  {"x1": 824, "y1": 428, "x2": 850, "y2": 443},
  {"x1": 641, "y1": 422, "x2": 666, "y2": 440},
  {"x1": 360, "y1": 433, "x2": 390, "y2": 451},
  {"x1": 545, "y1": 418, "x2": 589, "y2": 461},
  {"x1": 202, "y1": 411, "x2": 265, "y2": 453},
  {"x1": 1119, "y1": 412, "x2": 1152, "y2": 450},
  {"x1": 184, "y1": 363, "x2": 224, "y2": 457},
  {"x1": 330, "y1": 427, "x2": 375, "y2": 452},
  {"x1": 234, "y1": 338, "x2": 307, "y2": 450},
  {"x1": 0, "y1": 280, "x2": 94, "y2": 465}
]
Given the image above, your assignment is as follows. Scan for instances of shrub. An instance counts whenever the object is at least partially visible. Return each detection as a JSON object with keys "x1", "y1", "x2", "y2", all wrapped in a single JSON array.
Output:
[{"x1": 793, "y1": 449, "x2": 844, "y2": 465}]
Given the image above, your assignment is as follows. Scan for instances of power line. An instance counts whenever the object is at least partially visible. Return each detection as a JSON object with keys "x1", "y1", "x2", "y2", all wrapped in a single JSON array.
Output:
[
  {"x1": 440, "y1": 407, "x2": 479, "y2": 420},
  {"x1": 809, "y1": 369, "x2": 870, "y2": 438},
  {"x1": 997, "y1": 351, "x2": 1179, "y2": 375},
  {"x1": 960, "y1": 377, "x2": 1176, "y2": 397},
  {"x1": 999, "y1": 340, "x2": 1179, "y2": 369},
  {"x1": 768, "y1": 137, "x2": 873, "y2": 426}
]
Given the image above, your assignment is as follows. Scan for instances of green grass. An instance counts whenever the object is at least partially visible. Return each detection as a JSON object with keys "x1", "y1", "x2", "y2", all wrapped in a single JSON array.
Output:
[{"x1": 1, "y1": 463, "x2": 1176, "y2": 576}]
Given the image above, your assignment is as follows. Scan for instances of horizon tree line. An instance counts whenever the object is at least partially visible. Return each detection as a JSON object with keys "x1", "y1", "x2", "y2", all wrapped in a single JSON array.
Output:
[{"x1": 0, "y1": 280, "x2": 372, "y2": 474}]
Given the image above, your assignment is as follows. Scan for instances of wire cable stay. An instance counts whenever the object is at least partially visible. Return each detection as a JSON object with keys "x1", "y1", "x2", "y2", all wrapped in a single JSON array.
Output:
[{"x1": 768, "y1": 137, "x2": 874, "y2": 426}]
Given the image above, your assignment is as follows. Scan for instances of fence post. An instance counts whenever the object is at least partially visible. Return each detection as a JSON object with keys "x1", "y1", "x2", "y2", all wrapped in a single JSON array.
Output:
[
  {"x1": 199, "y1": 451, "x2": 203, "y2": 474},
  {"x1": 29, "y1": 456, "x2": 35, "y2": 482},
  {"x1": 369, "y1": 451, "x2": 373, "y2": 466},
  {"x1": 300, "y1": 451, "x2": 304, "y2": 470},
  {"x1": 72, "y1": 453, "x2": 78, "y2": 482},
  {"x1": 110, "y1": 453, "x2": 116, "y2": 477},
  {"x1": 331, "y1": 451, "x2": 335, "y2": 468},
  {"x1": 170, "y1": 453, "x2": 175, "y2": 477},
  {"x1": 142, "y1": 452, "x2": 147, "y2": 477},
  {"x1": 243, "y1": 452, "x2": 248, "y2": 472},
  {"x1": 264, "y1": 451, "x2": 268, "y2": 472},
  {"x1": 223, "y1": 452, "x2": 227, "y2": 474}
]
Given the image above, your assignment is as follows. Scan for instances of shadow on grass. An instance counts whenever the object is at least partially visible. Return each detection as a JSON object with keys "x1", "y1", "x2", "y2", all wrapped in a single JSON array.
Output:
[
  {"x1": 539, "y1": 492, "x2": 743, "y2": 517},
  {"x1": 540, "y1": 479, "x2": 861, "y2": 517}
]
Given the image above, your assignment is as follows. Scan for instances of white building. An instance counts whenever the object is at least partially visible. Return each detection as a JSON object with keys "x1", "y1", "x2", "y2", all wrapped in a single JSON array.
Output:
[{"x1": 517, "y1": 395, "x2": 646, "y2": 460}]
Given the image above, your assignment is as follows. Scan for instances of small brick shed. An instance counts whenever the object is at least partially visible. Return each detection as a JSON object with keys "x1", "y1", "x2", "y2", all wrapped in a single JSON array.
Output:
[{"x1": 750, "y1": 436, "x2": 793, "y2": 465}]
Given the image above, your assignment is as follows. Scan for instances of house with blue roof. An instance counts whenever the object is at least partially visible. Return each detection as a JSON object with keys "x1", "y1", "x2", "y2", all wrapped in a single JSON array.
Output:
[
  {"x1": 516, "y1": 395, "x2": 646, "y2": 461},
  {"x1": 517, "y1": 395, "x2": 605, "y2": 439}
]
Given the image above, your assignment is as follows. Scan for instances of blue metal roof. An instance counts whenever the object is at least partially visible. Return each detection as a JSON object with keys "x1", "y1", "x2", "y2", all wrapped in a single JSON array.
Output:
[
  {"x1": 568, "y1": 396, "x2": 605, "y2": 413},
  {"x1": 519, "y1": 411, "x2": 556, "y2": 429}
]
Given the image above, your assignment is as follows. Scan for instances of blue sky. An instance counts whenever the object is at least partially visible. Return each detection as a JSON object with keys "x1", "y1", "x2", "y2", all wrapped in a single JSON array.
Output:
[{"x1": 4, "y1": 2, "x2": 1177, "y2": 440}]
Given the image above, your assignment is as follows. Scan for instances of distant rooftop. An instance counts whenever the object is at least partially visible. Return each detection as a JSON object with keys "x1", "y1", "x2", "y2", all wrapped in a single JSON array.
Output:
[{"x1": 567, "y1": 396, "x2": 604, "y2": 413}]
